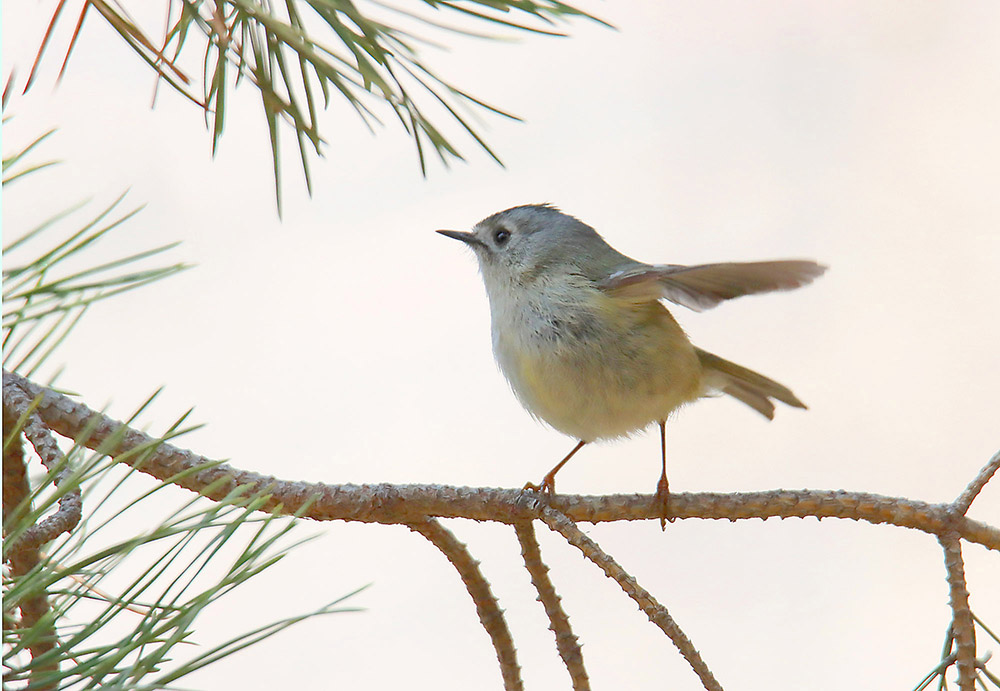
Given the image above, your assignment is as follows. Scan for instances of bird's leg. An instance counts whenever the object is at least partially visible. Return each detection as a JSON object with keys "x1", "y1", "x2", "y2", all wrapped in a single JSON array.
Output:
[
  {"x1": 656, "y1": 421, "x2": 673, "y2": 529},
  {"x1": 524, "y1": 440, "x2": 587, "y2": 496}
]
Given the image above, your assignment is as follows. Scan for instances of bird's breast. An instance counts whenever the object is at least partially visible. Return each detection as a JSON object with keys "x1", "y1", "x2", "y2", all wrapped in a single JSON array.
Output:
[{"x1": 488, "y1": 282, "x2": 702, "y2": 441}]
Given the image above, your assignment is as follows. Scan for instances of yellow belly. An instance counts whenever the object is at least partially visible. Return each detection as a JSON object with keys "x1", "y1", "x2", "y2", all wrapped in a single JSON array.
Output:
[{"x1": 495, "y1": 299, "x2": 703, "y2": 441}]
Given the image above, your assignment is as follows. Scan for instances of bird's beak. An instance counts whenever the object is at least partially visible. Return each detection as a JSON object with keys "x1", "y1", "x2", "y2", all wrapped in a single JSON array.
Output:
[{"x1": 436, "y1": 229, "x2": 485, "y2": 249}]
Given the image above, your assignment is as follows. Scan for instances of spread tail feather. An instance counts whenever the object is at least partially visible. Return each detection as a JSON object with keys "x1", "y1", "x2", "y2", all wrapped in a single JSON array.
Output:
[{"x1": 696, "y1": 348, "x2": 806, "y2": 420}]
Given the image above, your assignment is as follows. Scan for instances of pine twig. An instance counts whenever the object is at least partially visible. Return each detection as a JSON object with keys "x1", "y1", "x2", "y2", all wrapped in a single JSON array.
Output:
[
  {"x1": 513, "y1": 519, "x2": 589, "y2": 690},
  {"x1": 2, "y1": 408, "x2": 57, "y2": 691},
  {"x1": 939, "y1": 532, "x2": 976, "y2": 691},
  {"x1": 3, "y1": 382, "x2": 82, "y2": 553},
  {"x1": 954, "y1": 449, "x2": 1000, "y2": 515},
  {"x1": 537, "y1": 504, "x2": 723, "y2": 691},
  {"x1": 407, "y1": 518, "x2": 522, "y2": 691}
]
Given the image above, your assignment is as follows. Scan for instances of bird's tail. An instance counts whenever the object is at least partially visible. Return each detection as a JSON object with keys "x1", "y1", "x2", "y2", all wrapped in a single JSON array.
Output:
[{"x1": 696, "y1": 348, "x2": 806, "y2": 420}]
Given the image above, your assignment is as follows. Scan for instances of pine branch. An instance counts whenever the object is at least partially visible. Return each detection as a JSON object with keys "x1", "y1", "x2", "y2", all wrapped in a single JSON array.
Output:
[
  {"x1": 538, "y1": 504, "x2": 722, "y2": 690},
  {"x1": 409, "y1": 518, "x2": 522, "y2": 690},
  {"x1": 21, "y1": 0, "x2": 608, "y2": 209},
  {"x1": 2, "y1": 407, "x2": 58, "y2": 691},
  {"x1": 939, "y1": 532, "x2": 977, "y2": 691},
  {"x1": 7, "y1": 368, "x2": 999, "y2": 548},
  {"x1": 955, "y1": 450, "x2": 1000, "y2": 515},
  {"x1": 3, "y1": 384, "x2": 82, "y2": 554},
  {"x1": 514, "y1": 519, "x2": 589, "y2": 690},
  {"x1": 4, "y1": 369, "x2": 999, "y2": 687}
]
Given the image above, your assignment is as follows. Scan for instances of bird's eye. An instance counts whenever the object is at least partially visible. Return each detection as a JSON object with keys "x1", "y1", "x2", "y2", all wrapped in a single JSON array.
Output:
[{"x1": 493, "y1": 228, "x2": 511, "y2": 245}]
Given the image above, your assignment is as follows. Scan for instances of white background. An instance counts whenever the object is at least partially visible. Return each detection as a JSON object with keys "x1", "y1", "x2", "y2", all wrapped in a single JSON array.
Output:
[{"x1": 4, "y1": 0, "x2": 999, "y2": 689}]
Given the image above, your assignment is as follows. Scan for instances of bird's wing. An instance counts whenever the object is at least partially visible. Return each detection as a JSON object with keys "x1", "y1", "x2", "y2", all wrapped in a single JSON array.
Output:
[{"x1": 596, "y1": 260, "x2": 826, "y2": 312}]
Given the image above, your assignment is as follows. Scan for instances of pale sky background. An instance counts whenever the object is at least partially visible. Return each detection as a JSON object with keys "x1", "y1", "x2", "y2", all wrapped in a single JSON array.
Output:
[{"x1": 3, "y1": 1, "x2": 999, "y2": 689}]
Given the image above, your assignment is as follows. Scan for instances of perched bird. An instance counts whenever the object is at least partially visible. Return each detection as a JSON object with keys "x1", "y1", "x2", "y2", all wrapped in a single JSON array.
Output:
[{"x1": 438, "y1": 204, "x2": 824, "y2": 525}]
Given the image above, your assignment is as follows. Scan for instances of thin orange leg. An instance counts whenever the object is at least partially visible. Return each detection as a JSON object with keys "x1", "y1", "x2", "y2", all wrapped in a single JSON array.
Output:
[
  {"x1": 524, "y1": 440, "x2": 587, "y2": 495},
  {"x1": 655, "y1": 421, "x2": 673, "y2": 529}
]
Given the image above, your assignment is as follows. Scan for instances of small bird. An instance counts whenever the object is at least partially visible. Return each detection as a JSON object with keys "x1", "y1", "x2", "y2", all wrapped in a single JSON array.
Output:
[{"x1": 438, "y1": 204, "x2": 824, "y2": 526}]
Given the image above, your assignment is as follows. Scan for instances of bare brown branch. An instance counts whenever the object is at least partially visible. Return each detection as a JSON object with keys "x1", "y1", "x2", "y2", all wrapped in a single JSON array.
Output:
[
  {"x1": 407, "y1": 518, "x2": 522, "y2": 691},
  {"x1": 514, "y1": 520, "x2": 589, "y2": 690},
  {"x1": 536, "y1": 504, "x2": 723, "y2": 691},
  {"x1": 939, "y1": 531, "x2": 977, "y2": 690},
  {"x1": 2, "y1": 380, "x2": 82, "y2": 552},
  {"x1": 2, "y1": 408, "x2": 57, "y2": 691},
  {"x1": 4, "y1": 369, "x2": 999, "y2": 689},
  {"x1": 5, "y1": 370, "x2": 998, "y2": 551},
  {"x1": 955, "y1": 449, "x2": 1000, "y2": 515},
  {"x1": 3, "y1": 417, "x2": 32, "y2": 527}
]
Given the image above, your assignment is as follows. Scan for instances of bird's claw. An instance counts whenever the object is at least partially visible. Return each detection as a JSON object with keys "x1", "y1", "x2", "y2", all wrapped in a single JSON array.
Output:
[
  {"x1": 656, "y1": 476, "x2": 673, "y2": 530},
  {"x1": 523, "y1": 475, "x2": 556, "y2": 496}
]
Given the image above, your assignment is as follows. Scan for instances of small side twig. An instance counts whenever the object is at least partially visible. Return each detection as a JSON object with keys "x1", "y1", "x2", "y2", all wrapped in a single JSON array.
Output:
[
  {"x1": 939, "y1": 531, "x2": 976, "y2": 691},
  {"x1": 954, "y1": 449, "x2": 1000, "y2": 516},
  {"x1": 514, "y1": 519, "x2": 589, "y2": 691},
  {"x1": 407, "y1": 518, "x2": 523, "y2": 691},
  {"x1": 538, "y1": 505, "x2": 723, "y2": 691},
  {"x1": 2, "y1": 408, "x2": 58, "y2": 691},
  {"x1": 3, "y1": 381, "x2": 82, "y2": 552}
]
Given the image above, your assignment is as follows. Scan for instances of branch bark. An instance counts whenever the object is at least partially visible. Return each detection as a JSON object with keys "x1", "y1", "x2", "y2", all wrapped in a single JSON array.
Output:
[
  {"x1": 3, "y1": 407, "x2": 58, "y2": 691},
  {"x1": 514, "y1": 520, "x2": 589, "y2": 690},
  {"x1": 939, "y1": 531, "x2": 976, "y2": 690},
  {"x1": 955, "y1": 449, "x2": 1000, "y2": 515},
  {"x1": 539, "y1": 505, "x2": 723, "y2": 691},
  {"x1": 4, "y1": 370, "x2": 997, "y2": 551},
  {"x1": 408, "y1": 518, "x2": 522, "y2": 691},
  {"x1": 4, "y1": 369, "x2": 1000, "y2": 690},
  {"x1": 3, "y1": 381, "x2": 82, "y2": 553}
]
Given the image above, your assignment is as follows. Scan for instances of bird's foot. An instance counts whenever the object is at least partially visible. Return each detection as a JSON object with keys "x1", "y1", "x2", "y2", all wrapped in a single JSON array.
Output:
[
  {"x1": 523, "y1": 473, "x2": 557, "y2": 497},
  {"x1": 656, "y1": 475, "x2": 673, "y2": 530}
]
